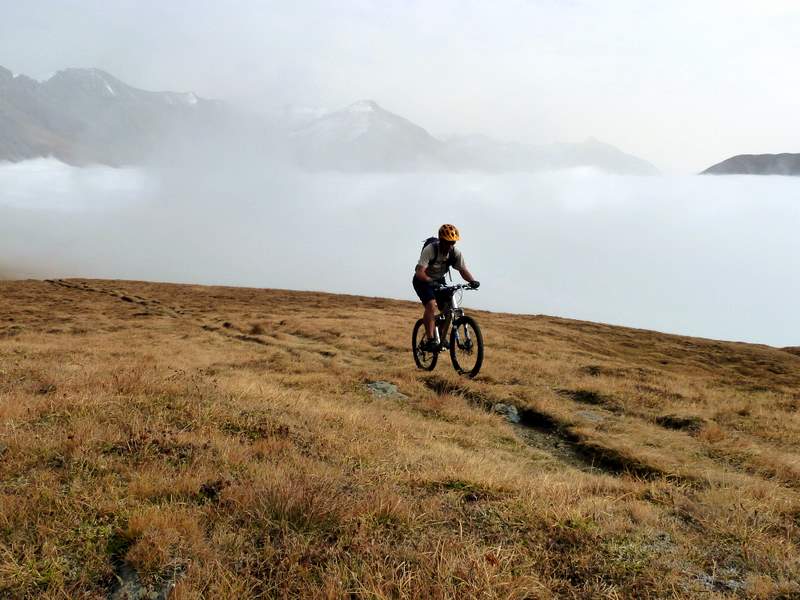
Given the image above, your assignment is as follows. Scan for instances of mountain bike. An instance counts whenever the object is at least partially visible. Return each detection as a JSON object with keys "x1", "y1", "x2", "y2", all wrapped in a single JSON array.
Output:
[{"x1": 412, "y1": 283, "x2": 484, "y2": 378}]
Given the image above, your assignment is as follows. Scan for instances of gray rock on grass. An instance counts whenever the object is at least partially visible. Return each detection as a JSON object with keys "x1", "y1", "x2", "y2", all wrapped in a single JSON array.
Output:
[
  {"x1": 492, "y1": 403, "x2": 520, "y2": 424},
  {"x1": 365, "y1": 381, "x2": 408, "y2": 399}
]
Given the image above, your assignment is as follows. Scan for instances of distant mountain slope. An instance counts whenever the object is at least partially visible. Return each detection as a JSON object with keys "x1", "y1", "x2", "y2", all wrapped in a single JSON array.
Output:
[
  {"x1": 292, "y1": 100, "x2": 658, "y2": 174},
  {"x1": 702, "y1": 153, "x2": 800, "y2": 175},
  {"x1": 441, "y1": 134, "x2": 658, "y2": 175},
  {"x1": 0, "y1": 65, "x2": 231, "y2": 166},
  {"x1": 0, "y1": 67, "x2": 77, "y2": 162},
  {"x1": 290, "y1": 100, "x2": 444, "y2": 170},
  {"x1": 2, "y1": 65, "x2": 658, "y2": 173}
]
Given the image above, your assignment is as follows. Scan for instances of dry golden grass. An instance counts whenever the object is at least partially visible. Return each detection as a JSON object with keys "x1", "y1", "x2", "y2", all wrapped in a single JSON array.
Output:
[{"x1": 1, "y1": 278, "x2": 799, "y2": 598}]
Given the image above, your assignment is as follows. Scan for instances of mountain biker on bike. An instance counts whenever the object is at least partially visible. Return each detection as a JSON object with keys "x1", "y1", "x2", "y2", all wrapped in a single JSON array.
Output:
[{"x1": 413, "y1": 224, "x2": 479, "y2": 352}]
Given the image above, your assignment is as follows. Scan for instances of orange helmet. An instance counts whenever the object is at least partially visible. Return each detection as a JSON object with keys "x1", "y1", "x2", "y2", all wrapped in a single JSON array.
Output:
[{"x1": 438, "y1": 224, "x2": 460, "y2": 242}]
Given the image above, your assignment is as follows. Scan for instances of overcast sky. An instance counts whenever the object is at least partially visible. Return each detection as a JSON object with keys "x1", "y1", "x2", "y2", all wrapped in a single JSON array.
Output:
[{"x1": 1, "y1": 0, "x2": 799, "y2": 172}]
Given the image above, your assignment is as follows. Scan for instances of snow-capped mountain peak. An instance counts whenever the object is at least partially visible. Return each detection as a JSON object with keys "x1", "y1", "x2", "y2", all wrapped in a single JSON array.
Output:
[
  {"x1": 1, "y1": 63, "x2": 659, "y2": 173},
  {"x1": 46, "y1": 67, "x2": 127, "y2": 98},
  {"x1": 0, "y1": 64, "x2": 224, "y2": 166},
  {"x1": 41, "y1": 68, "x2": 202, "y2": 107},
  {"x1": 163, "y1": 91, "x2": 199, "y2": 106},
  {"x1": 290, "y1": 99, "x2": 442, "y2": 170},
  {"x1": 345, "y1": 99, "x2": 381, "y2": 113}
]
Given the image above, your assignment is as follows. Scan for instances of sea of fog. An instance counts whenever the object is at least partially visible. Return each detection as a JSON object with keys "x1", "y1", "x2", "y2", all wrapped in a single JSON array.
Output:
[{"x1": 2, "y1": 158, "x2": 799, "y2": 347}]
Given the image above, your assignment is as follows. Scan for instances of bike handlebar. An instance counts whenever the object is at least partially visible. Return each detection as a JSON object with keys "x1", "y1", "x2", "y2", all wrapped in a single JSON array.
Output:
[{"x1": 435, "y1": 283, "x2": 478, "y2": 292}]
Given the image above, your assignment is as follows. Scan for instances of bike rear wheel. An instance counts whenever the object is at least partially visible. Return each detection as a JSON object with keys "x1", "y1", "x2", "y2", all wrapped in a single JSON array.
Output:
[
  {"x1": 449, "y1": 316, "x2": 484, "y2": 378},
  {"x1": 412, "y1": 318, "x2": 438, "y2": 371}
]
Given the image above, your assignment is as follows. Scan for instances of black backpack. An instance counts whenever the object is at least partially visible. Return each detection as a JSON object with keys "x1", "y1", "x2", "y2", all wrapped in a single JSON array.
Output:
[{"x1": 422, "y1": 237, "x2": 457, "y2": 279}]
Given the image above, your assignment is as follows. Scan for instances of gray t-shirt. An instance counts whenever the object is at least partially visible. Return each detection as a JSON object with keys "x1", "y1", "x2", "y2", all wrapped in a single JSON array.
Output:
[{"x1": 416, "y1": 243, "x2": 466, "y2": 280}]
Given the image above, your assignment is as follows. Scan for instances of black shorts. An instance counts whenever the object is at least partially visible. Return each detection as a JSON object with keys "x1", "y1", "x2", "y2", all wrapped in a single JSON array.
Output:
[{"x1": 412, "y1": 275, "x2": 447, "y2": 306}]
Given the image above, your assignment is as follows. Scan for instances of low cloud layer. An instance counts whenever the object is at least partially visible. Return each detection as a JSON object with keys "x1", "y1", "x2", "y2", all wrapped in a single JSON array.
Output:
[{"x1": 2, "y1": 159, "x2": 799, "y2": 347}]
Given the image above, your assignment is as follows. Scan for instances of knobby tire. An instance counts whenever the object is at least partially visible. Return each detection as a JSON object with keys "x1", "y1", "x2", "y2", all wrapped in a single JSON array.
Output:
[
  {"x1": 449, "y1": 316, "x2": 484, "y2": 378},
  {"x1": 412, "y1": 318, "x2": 438, "y2": 371}
]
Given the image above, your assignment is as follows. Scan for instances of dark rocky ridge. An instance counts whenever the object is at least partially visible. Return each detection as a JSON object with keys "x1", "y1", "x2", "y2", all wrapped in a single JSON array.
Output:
[{"x1": 702, "y1": 153, "x2": 800, "y2": 175}]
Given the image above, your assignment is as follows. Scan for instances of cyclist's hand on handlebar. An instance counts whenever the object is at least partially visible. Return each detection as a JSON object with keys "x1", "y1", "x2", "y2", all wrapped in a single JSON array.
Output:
[{"x1": 468, "y1": 280, "x2": 480, "y2": 289}]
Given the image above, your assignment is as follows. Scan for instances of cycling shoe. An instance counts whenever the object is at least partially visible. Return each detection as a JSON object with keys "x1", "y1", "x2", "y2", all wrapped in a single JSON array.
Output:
[{"x1": 420, "y1": 339, "x2": 439, "y2": 353}]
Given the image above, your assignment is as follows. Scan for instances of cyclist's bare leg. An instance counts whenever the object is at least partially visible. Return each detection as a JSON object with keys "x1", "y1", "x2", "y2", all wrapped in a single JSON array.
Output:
[{"x1": 423, "y1": 299, "x2": 437, "y2": 339}]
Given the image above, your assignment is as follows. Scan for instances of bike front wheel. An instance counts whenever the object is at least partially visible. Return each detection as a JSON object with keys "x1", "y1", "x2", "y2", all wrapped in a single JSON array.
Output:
[
  {"x1": 449, "y1": 316, "x2": 484, "y2": 378},
  {"x1": 412, "y1": 318, "x2": 438, "y2": 371}
]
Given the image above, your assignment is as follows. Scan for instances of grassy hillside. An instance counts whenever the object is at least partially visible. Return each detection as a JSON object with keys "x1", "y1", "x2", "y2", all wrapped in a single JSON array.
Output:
[{"x1": 1, "y1": 279, "x2": 799, "y2": 598}]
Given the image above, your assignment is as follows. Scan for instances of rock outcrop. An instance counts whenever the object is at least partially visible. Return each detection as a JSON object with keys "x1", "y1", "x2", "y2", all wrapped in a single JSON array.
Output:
[{"x1": 702, "y1": 153, "x2": 800, "y2": 175}]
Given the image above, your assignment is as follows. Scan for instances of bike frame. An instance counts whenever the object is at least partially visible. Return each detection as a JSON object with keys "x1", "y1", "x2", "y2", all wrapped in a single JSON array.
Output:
[{"x1": 432, "y1": 285, "x2": 471, "y2": 347}]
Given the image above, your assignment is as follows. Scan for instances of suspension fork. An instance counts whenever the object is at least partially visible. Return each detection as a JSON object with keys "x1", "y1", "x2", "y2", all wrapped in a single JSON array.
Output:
[
  {"x1": 451, "y1": 310, "x2": 471, "y2": 347},
  {"x1": 462, "y1": 322, "x2": 473, "y2": 346}
]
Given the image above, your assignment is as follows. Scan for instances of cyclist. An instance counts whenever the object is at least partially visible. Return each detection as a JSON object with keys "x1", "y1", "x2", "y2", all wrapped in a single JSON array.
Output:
[{"x1": 413, "y1": 224, "x2": 479, "y2": 352}]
